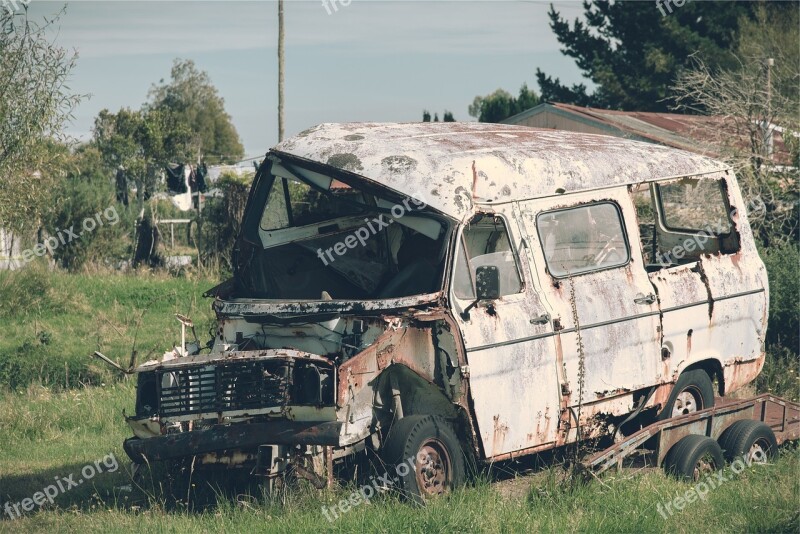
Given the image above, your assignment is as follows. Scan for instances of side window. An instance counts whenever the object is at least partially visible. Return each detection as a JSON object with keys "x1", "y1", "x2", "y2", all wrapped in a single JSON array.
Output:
[
  {"x1": 631, "y1": 185, "x2": 657, "y2": 265},
  {"x1": 537, "y1": 202, "x2": 630, "y2": 277},
  {"x1": 260, "y1": 177, "x2": 290, "y2": 230},
  {"x1": 631, "y1": 179, "x2": 739, "y2": 271},
  {"x1": 658, "y1": 179, "x2": 731, "y2": 234},
  {"x1": 453, "y1": 216, "x2": 523, "y2": 299}
]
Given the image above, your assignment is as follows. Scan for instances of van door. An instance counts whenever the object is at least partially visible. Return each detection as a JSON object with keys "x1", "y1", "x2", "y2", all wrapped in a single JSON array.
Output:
[
  {"x1": 517, "y1": 190, "x2": 662, "y2": 438},
  {"x1": 630, "y1": 175, "x2": 768, "y2": 395},
  {"x1": 451, "y1": 212, "x2": 561, "y2": 458}
]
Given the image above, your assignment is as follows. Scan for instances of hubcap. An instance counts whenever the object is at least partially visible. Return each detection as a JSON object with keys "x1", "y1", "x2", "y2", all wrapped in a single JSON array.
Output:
[
  {"x1": 747, "y1": 441, "x2": 768, "y2": 464},
  {"x1": 415, "y1": 439, "x2": 451, "y2": 497},
  {"x1": 672, "y1": 388, "x2": 702, "y2": 418},
  {"x1": 692, "y1": 453, "x2": 717, "y2": 481}
]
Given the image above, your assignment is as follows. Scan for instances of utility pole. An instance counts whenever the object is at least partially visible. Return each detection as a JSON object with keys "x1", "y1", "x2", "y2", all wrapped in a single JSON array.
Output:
[{"x1": 278, "y1": 0, "x2": 285, "y2": 142}]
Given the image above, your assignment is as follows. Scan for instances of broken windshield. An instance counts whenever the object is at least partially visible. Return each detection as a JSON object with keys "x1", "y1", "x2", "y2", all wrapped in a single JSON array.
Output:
[{"x1": 234, "y1": 158, "x2": 449, "y2": 301}]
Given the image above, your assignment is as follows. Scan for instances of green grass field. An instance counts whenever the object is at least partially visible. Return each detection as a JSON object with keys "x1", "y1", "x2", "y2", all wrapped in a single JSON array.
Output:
[{"x1": 0, "y1": 268, "x2": 798, "y2": 533}]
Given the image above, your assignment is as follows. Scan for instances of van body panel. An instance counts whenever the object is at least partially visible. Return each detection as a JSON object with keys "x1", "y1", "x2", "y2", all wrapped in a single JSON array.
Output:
[
  {"x1": 646, "y1": 172, "x2": 769, "y2": 396},
  {"x1": 517, "y1": 189, "x2": 663, "y2": 417},
  {"x1": 450, "y1": 206, "x2": 561, "y2": 458}
]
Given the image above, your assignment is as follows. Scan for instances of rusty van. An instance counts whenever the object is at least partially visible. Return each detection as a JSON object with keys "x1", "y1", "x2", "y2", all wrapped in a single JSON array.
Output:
[{"x1": 122, "y1": 122, "x2": 769, "y2": 499}]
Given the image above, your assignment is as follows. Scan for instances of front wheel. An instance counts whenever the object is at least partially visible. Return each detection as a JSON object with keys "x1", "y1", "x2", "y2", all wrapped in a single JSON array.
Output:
[
  {"x1": 381, "y1": 415, "x2": 467, "y2": 504},
  {"x1": 658, "y1": 369, "x2": 715, "y2": 420}
]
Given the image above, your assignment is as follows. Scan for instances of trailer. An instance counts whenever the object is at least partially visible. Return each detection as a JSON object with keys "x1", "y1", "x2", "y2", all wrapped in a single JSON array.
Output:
[{"x1": 581, "y1": 394, "x2": 800, "y2": 481}]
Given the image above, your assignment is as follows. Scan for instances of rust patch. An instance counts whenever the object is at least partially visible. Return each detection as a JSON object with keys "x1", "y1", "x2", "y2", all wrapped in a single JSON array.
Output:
[
  {"x1": 686, "y1": 329, "x2": 693, "y2": 357},
  {"x1": 376, "y1": 344, "x2": 394, "y2": 370},
  {"x1": 491, "y1": 415, "x2": 509, "y2": 456},
  {"x1": 695, "y1": 262, "x2": 714, "y2": 319}
]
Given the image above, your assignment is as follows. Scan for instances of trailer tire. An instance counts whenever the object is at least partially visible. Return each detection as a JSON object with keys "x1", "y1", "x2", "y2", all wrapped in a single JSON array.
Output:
[
  {"x1": 718, "y1": 420, "x2": 777, "y2": 464},
  {"x1": 658, "y1": 369, "x2": 715, "y2": 420},
  {"x1": 381, "y1": 415, "x2": 466, "y2": 504},
  {"x1": 664, "y1": 434, "x2": 724, "y2": 481}
]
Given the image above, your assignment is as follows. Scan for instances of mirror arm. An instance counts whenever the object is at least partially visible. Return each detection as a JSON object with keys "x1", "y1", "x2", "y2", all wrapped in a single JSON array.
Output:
[{"x1": 460, "y1": 299, "x2": 481, "y2": 321}]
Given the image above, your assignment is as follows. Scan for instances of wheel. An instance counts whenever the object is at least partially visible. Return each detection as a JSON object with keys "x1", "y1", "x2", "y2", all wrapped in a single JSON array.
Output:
[
  {"x1": 381, "y1": 415, "x2": 466, "y2": 504},
  {"x1": 718, "y1": 420, "x2": 777, "y2": 464},
  {"x1": 658, "y1": 369, "x2": 715, "y2": 420},
  {"x1": 663, "y1": 434, "x2": 725, "y2": 481}
]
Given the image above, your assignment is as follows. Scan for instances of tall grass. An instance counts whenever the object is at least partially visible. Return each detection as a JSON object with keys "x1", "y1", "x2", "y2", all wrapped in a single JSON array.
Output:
[{"x1": 0, "y1": 264, "x2": 217, "y2": 391}]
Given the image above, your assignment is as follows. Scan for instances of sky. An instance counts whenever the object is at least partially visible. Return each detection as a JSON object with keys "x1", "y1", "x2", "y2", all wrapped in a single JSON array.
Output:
[{"x1": 29, "y1": 0, "x2": 589, "y2": 158}]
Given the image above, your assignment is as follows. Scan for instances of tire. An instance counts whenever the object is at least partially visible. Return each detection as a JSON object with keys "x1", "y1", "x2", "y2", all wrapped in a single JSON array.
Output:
[
  {"x1": 663, "y1": 434, "x2": 725, "y2": 481},
  {"x1": 717, "y1": 420, "x2": 778, "y2": 464},
  {"x1": 381, "y1": 415, "x2": 466, "y2": 504},
  {"x1": 658, "y1": 369, "x2": 715, "y2": 421}
]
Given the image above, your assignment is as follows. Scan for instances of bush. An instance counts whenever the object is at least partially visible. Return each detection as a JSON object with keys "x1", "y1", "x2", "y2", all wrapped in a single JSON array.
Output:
[
  {"x1": 198, "y1": 171, "x2": 252, "y2": 276},
  {"x1": 753, "y1": 242, "x2": 800, "y2": 400},
  {"x1": 762, "y1": 242, "x2": 800, "y2": 350},
  {"x1": 43, "y1": 146, "x2": 135, "y2": 271}
]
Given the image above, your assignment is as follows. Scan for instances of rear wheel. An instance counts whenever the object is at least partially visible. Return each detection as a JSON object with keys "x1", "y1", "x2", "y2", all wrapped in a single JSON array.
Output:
[
  {"x1": 718, "y1": 420, "x2": 777, "y2": 464},
  {"x1": 658, "y1": 369, "x2": 715, "y2": 420},
  {"x1": 381, "y1": 415, "x2": 466, "y2": 504},
  {"x1": 664, "y1": 434, "x2": 724, "y2": 481}
]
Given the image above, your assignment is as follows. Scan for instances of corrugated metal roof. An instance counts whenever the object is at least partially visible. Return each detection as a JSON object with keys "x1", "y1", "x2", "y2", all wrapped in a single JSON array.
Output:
[
  {"x1": 274, "y1": 122, "x2": 726, "y2": 221},
  {"x1": 505, "y1": 103, "x2": 791, "y2": 165}
]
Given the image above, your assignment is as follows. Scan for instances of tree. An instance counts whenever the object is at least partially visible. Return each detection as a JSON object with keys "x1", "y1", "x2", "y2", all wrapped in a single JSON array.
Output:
[
  {"x1": 468, "y1": 84, "x2": 539, "y2": 123},
  {"x1": 92, "y1": 107, "x2": 191, "y2": 203},
  {"x1": 422, "y1": 110, "x2": 456, "y2": 122},
  {"x1": 148, "y1": 59, "x2": 244, "y2": 164},
  {"x1": 0, "y1": 7, "x2": 84, "y2": 230},
  {"x1": 671, "y1": 5, "x2": 799, "y2": 248},
  {"x1": 536, "y1": 1, "x2": 765, "y2": 111}
]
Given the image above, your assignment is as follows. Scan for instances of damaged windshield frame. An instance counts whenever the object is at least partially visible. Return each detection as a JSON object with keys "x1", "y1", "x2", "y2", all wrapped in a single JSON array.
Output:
[{"x1": 234, "y1": 154, "x2": 453, "y2": 302}]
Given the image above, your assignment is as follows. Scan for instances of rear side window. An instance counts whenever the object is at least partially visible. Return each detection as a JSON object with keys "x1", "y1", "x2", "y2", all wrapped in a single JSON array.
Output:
[
  {"x1": 658, "y1": 180, "x2": 731, "y2": 234},
  {"x1": 537, "y1": 202, "x2": 630, "y2": 277}
]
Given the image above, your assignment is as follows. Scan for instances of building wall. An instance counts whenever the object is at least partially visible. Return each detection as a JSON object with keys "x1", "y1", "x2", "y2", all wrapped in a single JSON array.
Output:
[{"x1": 0, "y1": 228, "x2": 22, "y2": 270}]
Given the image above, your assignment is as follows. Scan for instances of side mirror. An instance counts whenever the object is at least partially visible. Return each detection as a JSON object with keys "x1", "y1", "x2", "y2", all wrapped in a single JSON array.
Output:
[{"x1": 475, "y1": 265, "x2": 500, "y2": 300}]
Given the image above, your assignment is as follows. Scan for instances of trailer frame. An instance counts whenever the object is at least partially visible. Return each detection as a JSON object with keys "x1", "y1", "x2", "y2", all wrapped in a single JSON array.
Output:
[{"x1": 581, "y1": 394, "x2": 800, "y2": 475}]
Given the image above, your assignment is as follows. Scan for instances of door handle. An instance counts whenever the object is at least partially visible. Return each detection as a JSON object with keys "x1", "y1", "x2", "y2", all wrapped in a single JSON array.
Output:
[
  {"x1": 530, "y1": 313, "x2": 550, "y2": 325},
  {"x1": 634, "y1": 293, "x2": 656, "y2": 305}
]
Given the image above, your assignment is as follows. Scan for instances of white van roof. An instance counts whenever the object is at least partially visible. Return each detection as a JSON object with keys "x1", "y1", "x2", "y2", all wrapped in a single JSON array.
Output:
[{"x1": 274, "y1": 122, "x2": 728, "y2": 221}]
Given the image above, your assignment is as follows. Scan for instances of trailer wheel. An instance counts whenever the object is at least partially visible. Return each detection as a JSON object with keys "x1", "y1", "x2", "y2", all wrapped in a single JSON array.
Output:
[
  {"x1": 717, "y1": 420, "x2": 777, "y2": 464},
  {"x1": 658, "y1": 369, "x2": 715, "y2": 420},
  {"x1": 381, "y1": 415, "x2": 466, "y2": 504},
  {"x1": 664, "y1": 434, "x2": 724, "y2": 481}
]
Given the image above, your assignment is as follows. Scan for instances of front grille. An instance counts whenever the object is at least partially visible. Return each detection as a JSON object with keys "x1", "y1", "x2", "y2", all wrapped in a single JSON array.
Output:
[{"x1": 157, "y1": 360, "x2": 289, "y2": 418}]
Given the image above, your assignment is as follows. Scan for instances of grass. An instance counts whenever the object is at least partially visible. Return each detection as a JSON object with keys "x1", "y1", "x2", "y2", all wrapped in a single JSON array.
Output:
[
  {"x1": 0, "y1": 264, "x2": 217, "y2": 391},
  {"x1": 0, "y1": 268, "x2": 797, "y2": 532},
  {"x1": 0, "y1": 383, "x2": 798, "y2": 533}
]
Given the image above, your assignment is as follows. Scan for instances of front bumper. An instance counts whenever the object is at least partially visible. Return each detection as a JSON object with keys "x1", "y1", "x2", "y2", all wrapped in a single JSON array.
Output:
[{"x1": 123, "y1": 419, "x2": 342, "y2": 463}]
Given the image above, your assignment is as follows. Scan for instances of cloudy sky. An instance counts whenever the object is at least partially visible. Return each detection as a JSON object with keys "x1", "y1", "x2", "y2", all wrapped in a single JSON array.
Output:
[{"x1": 30, "y1": 0, "x2": 588, "y2": 157}]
